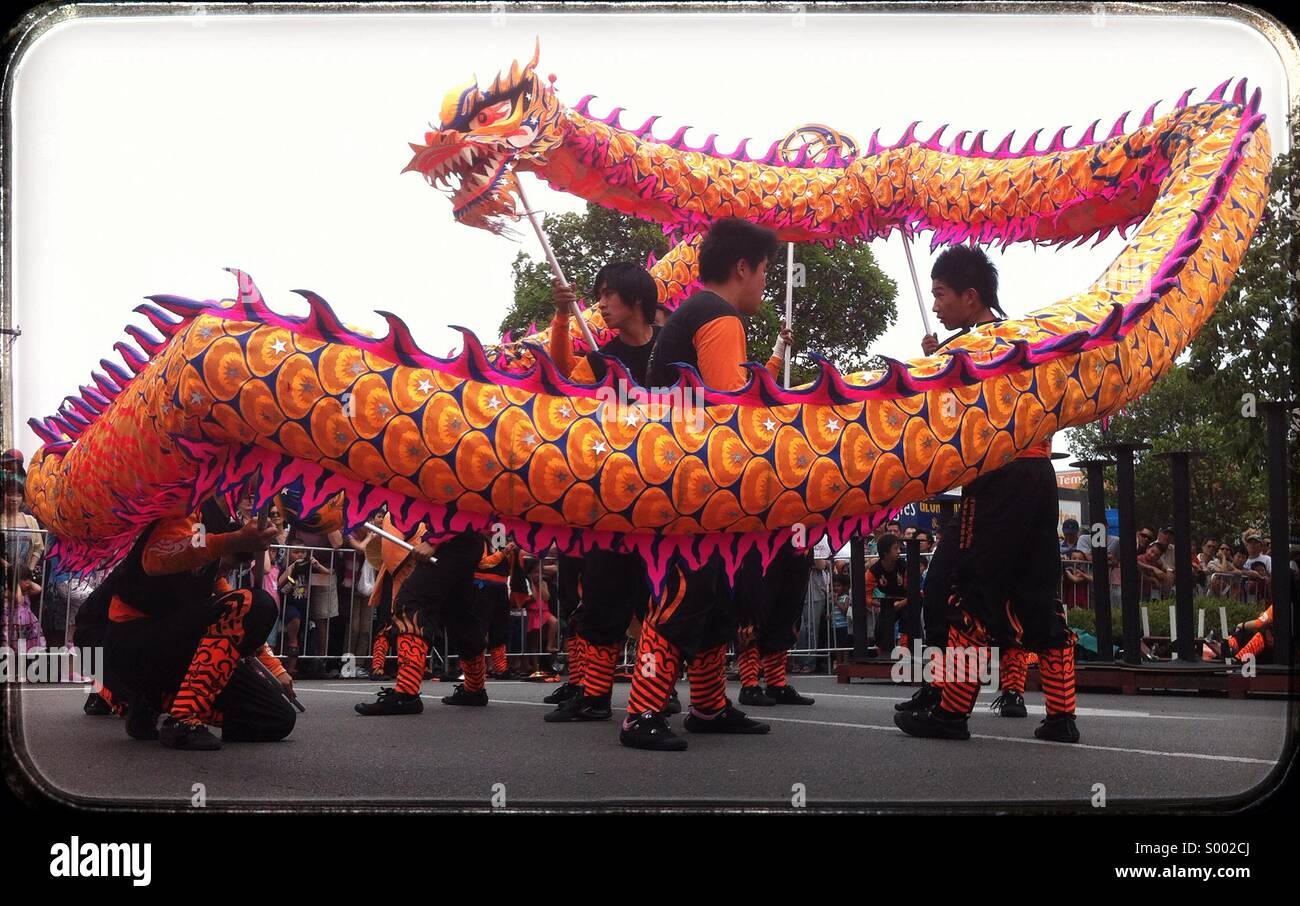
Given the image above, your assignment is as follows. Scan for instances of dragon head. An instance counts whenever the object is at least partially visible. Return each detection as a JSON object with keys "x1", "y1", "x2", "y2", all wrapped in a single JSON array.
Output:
[{"x1": 403, "y1": 40, "x2": 564, "y2": 233}]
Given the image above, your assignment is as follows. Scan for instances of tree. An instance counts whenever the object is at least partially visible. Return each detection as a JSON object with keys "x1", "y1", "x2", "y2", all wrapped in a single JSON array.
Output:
[
  {"x1": 756, "y1": 238, "x2": 898, "y2": 384},
  {"x1": 501, "y1": 204, "x2": 898, "y2": 384},
  {"x1": 1067, "y1": 105, "x2": 1298, "y2": 541},
  {"x1": 1067, "y1": 367, "x2": 1271, "y2": 544},
  {"x1": 500, "y1": 204, "x2": 673, "y2": 340}
]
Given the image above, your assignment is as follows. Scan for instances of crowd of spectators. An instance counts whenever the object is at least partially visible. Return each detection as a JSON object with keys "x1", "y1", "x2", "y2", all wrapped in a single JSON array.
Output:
[{"x1": 3, "y1": 441, "x2": 1298, "y2": 676}]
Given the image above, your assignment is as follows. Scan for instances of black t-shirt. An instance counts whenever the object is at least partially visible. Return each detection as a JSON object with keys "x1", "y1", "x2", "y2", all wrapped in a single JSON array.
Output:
[
  {"x1": 592, "y1": 325, "x2": 661, "y2": 386},
  {"x1": 645, "y1": 290, "x2": 735, "y2": 387},
  {"x1": 869, "y1": 558, "x2": 907, "y2": 603},
  {"x1": 936, "y1": 316, "x2": 1004, "y2": 350}
]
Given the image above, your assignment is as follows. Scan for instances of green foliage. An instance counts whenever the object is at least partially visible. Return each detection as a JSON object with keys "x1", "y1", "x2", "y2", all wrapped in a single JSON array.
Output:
[
  {"x1": 1067, "y1": 599, "x2": 1264, "y2": 637},
  {"x1": 1067, "y1": 106, "x2": 1298, "y2": 541},
  {"x1": 501, "y1": 204, "x2": 898, "y2": 382},
  {"x1": 755, "y1": 239, "x2": 898, "y2": 384},
  {"x1": 500, "y1": 205, "x2": 673, "y2": 339}
]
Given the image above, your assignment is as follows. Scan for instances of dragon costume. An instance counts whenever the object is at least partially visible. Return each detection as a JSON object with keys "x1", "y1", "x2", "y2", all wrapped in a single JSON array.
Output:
[{"x1": 25, "y1": 45, "x2": 1272, "y2": 590}]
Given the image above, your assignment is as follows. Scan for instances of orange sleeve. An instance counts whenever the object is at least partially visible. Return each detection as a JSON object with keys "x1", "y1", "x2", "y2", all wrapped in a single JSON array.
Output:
[
  {"x1": 256, "y1": 644, "x2": 288, "y2": 678},
  {"x1": 478, "y1": 546, "x2": 509, "y2": 569},
  {"x1": 570, "y1": 356, "x2": 597, "y2": 384},
  {"x1": 765, "y1": 355, "x2": 783, "y2": 380},
  {"x1": 693, "y1": 316, "x2": 749, "y2": 391},
  {"x1": 141, "y1": 514, "x2": 238, "y2": 576},
  {"x1": 865, "y1": 568, "x2": 879, "y2": 600},
  {"x1": 548, "y1": 314, "x2": 579, "y2": 378}
]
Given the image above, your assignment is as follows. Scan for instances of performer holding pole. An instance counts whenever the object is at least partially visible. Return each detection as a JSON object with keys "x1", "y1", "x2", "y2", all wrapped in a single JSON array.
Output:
[{"x1": 516, "y1": 179, "x2": 600, "y2": 352}]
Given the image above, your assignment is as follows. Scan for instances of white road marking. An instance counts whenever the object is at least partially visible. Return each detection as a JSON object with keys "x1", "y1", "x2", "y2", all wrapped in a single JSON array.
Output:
[
  {"x1": 754, "y1": 714, "x2": 1277, "y2": 765},
  {"x1": 299, "y1": 687, "x2": 1275, "y2": 766},
  {"x1": 797, "y1": 691, "x2": 1221, "y2": 720}
]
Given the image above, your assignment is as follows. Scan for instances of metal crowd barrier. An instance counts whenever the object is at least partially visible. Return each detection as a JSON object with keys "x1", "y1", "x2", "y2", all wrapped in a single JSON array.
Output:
[{"x1": 1, "y1": 524, "x2": 1281, "y2": 679}]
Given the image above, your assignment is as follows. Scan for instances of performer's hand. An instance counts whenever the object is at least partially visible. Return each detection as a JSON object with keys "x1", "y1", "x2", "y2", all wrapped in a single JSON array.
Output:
[
  {"x1": 277, "y1": 671, "x2": 295, "y2": 697},
  {"x1": 552, "y1": 277, "x2": 577, "y2": 317},
  {"x1": 229, "y1": 522, "x2": 280, "y2": 554},
  {"x1": 411, "y1": 541, "x2": 437, "y2": 562},
  {"x1": 921, "y1": 333, "x2": 940, "y2": 356},
  {"x1": 771, "y1": 325, "x2": 795, "y2": 360},
  {"x1": 737, "y1": 624, "x2": 756, "y2": 646}
]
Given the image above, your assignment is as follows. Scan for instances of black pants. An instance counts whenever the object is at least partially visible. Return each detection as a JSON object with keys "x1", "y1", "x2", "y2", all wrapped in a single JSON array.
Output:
[
  {"x1": 577, "y1": 549, "x2": 650, "y2": 646},
  {"x1": 392, "y1": 531, "x2": 485, "y2": 657},
  {"x1": 476, "y1": 583, "x2": 511, "y2": 647},
  {"x1": 555, "y1": 553, "x2": 584, "y2": 638},
  {"x1": 951, "y1": 457, "x2": 1069, "y2": 651},
  {"x1": 105, "y1": 588, "x2": 294, "y2": 740},
  {"x1": 917, "y1": 514, "x2": 960, "y2": 648},
  {"x1": 648, "y1": 558, "x2": 735, "y2": 659},
  {"x1": 734, "y1": 545, "x2": 813, "y2": 655}
]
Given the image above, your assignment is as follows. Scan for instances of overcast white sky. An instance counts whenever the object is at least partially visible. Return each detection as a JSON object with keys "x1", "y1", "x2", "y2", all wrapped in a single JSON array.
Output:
[{"x1": 9, "y1": 8, "x2": 1291, "y2": 463}]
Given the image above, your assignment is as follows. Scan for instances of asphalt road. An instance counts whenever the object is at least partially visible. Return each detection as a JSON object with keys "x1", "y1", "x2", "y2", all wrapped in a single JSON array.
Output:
[{"x1": 12, "y1": 677, "x2": 1292, "y2": 810}]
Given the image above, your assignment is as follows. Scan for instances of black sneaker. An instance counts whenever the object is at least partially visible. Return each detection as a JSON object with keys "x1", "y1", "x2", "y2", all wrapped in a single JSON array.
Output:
[
  {"x1": 354, "y1": 686, "x2": 424, "y2": 716},
  {"x1": 663, "y1": 688, "x2": 682, "y2": 715},
  {"x1": 544, "y1": 693, "x2": 613, "y2": 722},
  {"x1": 441, "y1": 683, "x2": 488, "y2": 706},
  {"x1": 125, "y1": 695, "x2": 161, "y2": 740},
  {"x1": 893, "y1": 707, "x2": 971, "y2": 740},
  {"x1": 620, "y1": 710, "x2": 688, "y2": 751},
  {"x1": 683, "y1": 701, "x2": 771, "y2": 735},
  {"x1": 766, "y1": 684, "x2": 815, "y2": 705},
  {"x1": 158, "y1": 716, "x2": 222, "y2": 750},
  {"x1": 894, "y1": 683, "x2": 942, "y2": 713},
  {"x1": 738, "y1": 686, "x2": 776, "y2": 707},
  {"x1": 990, "y1": 690, "x2": 1028, "y2": 717},
  {"x1": 543, "y1": 681, "x2": 582, "y2": 705},
  {"x1": 1034, "y1": 714, "x2": 1080, "y2": 743},
  {"x1": 83, "y1": 693, "x2": 113, "y2": 716}
]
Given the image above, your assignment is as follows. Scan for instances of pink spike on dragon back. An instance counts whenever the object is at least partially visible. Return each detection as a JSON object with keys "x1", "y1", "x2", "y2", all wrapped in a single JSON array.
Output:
[{"x1": 25, "y1": 43, "x2": 1272, "y2": 588}]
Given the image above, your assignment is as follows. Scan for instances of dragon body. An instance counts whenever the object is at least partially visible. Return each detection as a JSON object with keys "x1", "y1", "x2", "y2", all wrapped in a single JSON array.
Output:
[{"x1": 25, "y1": 46, "x2": 1272, "y2": 587}]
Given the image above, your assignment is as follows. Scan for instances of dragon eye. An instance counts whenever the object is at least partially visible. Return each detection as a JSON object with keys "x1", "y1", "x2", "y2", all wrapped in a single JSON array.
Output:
[{"x1": 474, "y1": 101, "x2": 512, "y2": 127}]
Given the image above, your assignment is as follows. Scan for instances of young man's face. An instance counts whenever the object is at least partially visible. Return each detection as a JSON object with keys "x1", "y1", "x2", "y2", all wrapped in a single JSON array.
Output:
[
  {"x1": 886, "y1": 522, "x2": 901, "y2": 535},
  {"x1": 930, "y1": 279, "x2": 984, "y2": 331},
  {"x1": 734, "y1": 256, "x2": 768, "y2": 316},
  {"x1": 596, "y1": 285, "x2": 639, "y2": 332}
]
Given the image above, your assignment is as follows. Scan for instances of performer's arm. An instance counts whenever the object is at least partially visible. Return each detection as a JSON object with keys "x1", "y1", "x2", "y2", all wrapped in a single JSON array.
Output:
[
  {"x1": 693, "y1": 316, "x2": 783, "y2": 391},
  {"x1": 256, "y1": 644, "x2": 289, "y2": 678},
  {"x1": 478, "y1": 545, "x2": 509, "y2": 569},
  {"x1": 141, "y1": 515, "x2": 240, "y2": 576},
  {"x1": 548, "y1": 312, "x2": 579, "y2": 376}
]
